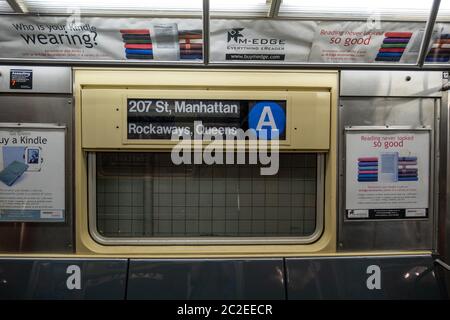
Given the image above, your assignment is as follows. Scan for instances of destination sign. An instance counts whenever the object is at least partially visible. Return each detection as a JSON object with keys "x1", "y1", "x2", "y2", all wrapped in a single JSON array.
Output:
[{"x1": 127, "y1": 98, "x2": 287, "y2": 140}]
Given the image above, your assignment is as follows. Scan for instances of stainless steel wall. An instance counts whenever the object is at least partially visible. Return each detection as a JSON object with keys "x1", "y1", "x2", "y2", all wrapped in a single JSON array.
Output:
[
  {"x1": 0, "y1": 66, "x2": 73, "y2": 253},
  {"x1": 338, "y1": 71, "x2": 443, "y2": 251}
]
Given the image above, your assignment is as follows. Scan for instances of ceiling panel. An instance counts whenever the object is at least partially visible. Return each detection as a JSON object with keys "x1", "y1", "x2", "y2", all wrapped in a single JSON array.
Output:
[
  {"x1": 278, "y1": 0, "x2": 434, "y2": 20},
  {"x1": 0, "y1": 0, "x2": 13, "y2": 13},
  {"x1": 21, "y1": 0, "x2": 271, "y2": 16}
]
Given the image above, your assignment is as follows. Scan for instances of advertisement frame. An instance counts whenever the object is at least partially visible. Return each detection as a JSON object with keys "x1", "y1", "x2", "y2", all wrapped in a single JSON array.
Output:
[
  {"x1": 343, "y1": 125, "x2": 432, "y2": 222},
  {"x1": 0, "y1": 122, "x2": 66, "y2": 223}
]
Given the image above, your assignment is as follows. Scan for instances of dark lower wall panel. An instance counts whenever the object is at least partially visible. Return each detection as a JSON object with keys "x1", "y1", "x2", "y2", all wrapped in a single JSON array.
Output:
[
  {"x1": 0, "y1": 258, "x2": 127, "y2": 299},
  {"x1": 127, "y1": 259, "x2": 285, "y2": 300},
  {"x1": 286, "y1": 255, "x2": 445, "y2": 299},
  {"x1": 0, "y1": 256, "x2": 446, "y2": 299}
]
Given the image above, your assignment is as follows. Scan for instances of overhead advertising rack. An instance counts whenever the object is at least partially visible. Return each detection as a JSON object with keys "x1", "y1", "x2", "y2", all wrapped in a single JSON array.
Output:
[{"x1": 0, "y1": 0, "x2": 449, "y2": 69}]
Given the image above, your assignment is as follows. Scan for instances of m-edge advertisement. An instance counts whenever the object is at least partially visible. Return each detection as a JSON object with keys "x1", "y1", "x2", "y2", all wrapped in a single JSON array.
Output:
[
  {"x1": 309, "y1": 21, "x2": 424, "y2": 63},
  {"x1": 345, "y1": 129, "x2": 430, "y2": 220},
  {"x1": 210, "y1": 19, "x2": 316, "y2": 62},
  {"x1": 126, "y1": 98, "x2": 287, "y2": 140},
  {"x1": 0, "y1": 125, "x2": 65, "y2": 222}
]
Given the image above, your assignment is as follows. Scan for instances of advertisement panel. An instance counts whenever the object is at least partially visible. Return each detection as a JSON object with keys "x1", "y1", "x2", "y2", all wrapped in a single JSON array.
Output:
[
  {"x1": 0, "y1": 124, "x2": 65, "y2": 222},
  {"x1": 345, "y1": 128, "x2": 430, "y2": 220},
  {"x1": 0, "y1": 16, "x2": 203, "y2": 61},
  {"x1": 0, "y1": 15, "x2": 426, "y2": 64}
]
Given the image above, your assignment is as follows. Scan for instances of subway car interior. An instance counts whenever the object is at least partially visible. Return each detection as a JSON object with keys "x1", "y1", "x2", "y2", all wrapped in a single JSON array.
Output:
[{"x1": 1, "y1": 0, "x2": 450, "y2": 301}]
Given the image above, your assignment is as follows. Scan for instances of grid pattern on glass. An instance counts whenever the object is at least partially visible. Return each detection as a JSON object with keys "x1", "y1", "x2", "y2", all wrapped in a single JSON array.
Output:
[{"x1": 96, "y1": 153, "x2": 317, "y2": 238}]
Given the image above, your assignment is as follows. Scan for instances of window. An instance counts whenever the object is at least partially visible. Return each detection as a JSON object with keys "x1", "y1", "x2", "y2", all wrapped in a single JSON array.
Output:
[{"x1": 90, "y1": 152, "x2": 324, "y2": 244}]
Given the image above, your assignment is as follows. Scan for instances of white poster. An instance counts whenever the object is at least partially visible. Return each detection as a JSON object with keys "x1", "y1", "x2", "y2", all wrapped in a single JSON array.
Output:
[
  {"x1": 0, "y1": 16, "x2": 203, "y2": 61},
  {"x1": 309, "y1": 21, "x2": 424, "y2": 63},
  {"x1": 345, "y1": 129, "x2": 430, "y2": 220},
  {"x1": 0, "y1": 124, "x2": 65, "y2": 222},
  {"x1": 210, "y1": 19, "x2": 317, "y2": 62},
  {"x1": 0, "y1": 15, "x2": 438, "y2": 64}
]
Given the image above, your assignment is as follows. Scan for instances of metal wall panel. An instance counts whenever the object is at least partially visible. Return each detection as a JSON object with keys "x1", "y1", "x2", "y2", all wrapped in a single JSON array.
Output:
[
  {"x1": 0, "y1": 66, "x2": 72, "y2": 94},
  {"x1": 127, "y1": 259, "x2": 285, "y2": 300},
  {"x1": 0, "y1": 258, "x2": 128, "y2": 300},
  {"x1": 0, "y1": 95, "x2": 74, "y2": 253},
  {"x1": 286, "y1": 255, "x2": 445, "y2": 299},
  {"x1": 340, "y1": 71, "x2": 442, "y2": 97},
  {"x1": 338, "y1": 95, "x2": 438, "y2": 251},
  {"x1": 440, "y1": 88, "x2": 450, "y2": 290}
]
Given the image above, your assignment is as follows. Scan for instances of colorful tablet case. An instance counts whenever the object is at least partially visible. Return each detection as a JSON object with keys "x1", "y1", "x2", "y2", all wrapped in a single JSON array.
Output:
[
  {"x1": 383, "y1": 38, "x2": 410, "y2": 44},
  {"x1": 122, "y1": 34, "x2": 152, "y2": 41},
  {"x1": 178, "y1": 30, "x2": 202, "y2": 36},
  {"x1": 125, "y1": 49, "x2": 153, "y2": 55},
  {"x1": 384, "y1": 32, "x2": 413, "y2": 38},
  {"x1": 356, "y1": 155, "x2": 418, "y2": 183},
  {"x1": 426, "y1": 34, "x2": 450, "y2": 63},
  {"x1": 124, "y1": 44, "x2": 153, "y2": 49},
  {"x1": 0, "y1": 161, "x2": 28, "y2": 186},
  {"x1": 178, "y1": 30, "x2": 203, "y2": 60},
  {"x1": 180, "y1": 43, "x2": 203, "y2": 50},
  {"x1": 123, "y1": 39, "x2": 153, "y2": 44},
  {"x1": 120, "y1": 29, "x2": 150, "y2": 35},
  {"x1": 376, "y1": 32, "x2": 412, "y2": 62},
  {"x1": 120, "y1": 28, "x2": 203, "y2": 61},
  {"x1": 121, "y1": 29, "x2": 153, "y2": 60},
  {"x1": 126, "y1": 54, "x2": 154, "y2": 59},
  {"x1": 397, "y1": 156, "x2": 418, "y2": 181},
  {"x1": 357, "y1": 157, "x2": 379, "y2": 182}
]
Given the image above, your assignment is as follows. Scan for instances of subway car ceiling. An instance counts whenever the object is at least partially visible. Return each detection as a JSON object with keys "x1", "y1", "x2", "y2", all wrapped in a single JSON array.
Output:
[{"x1": 1, "y1": 1, "x2": 450, "y2": 300}]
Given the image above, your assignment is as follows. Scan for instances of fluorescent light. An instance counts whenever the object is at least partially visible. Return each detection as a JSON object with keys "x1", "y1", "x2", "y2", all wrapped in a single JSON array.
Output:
[
  {"x1": 211, "y1": 0, "x2": 269, "y2": 14},
  {"x1": 278, "y1": 0, "x2": 434, "y2": 20},
  {"x1": 22, "y1": 0, "x2": 203, "y2": 14},
  {"x1": 21, "y1": 0, "x2": 270, "y2": 16},
  {"x1": 0, "y1": 0, "x2": 13, "y2": 13},
  {"x1": 438, "y1": 0, "x2": 450, "y2": 20}
]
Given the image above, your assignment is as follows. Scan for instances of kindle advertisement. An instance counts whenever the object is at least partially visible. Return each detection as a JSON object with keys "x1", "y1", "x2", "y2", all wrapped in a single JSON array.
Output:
[
  {"x1": 0, "y1": 15, "x2": 203, "y2": 61},
  {"x1": 0, "y1": 125, "x2": 65, "y2": 222}
]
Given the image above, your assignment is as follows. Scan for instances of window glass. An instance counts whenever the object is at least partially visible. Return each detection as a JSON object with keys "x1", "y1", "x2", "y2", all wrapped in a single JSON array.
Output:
[{"x1": 95, "y1": 152, "x2": 319, "y2": 239}]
